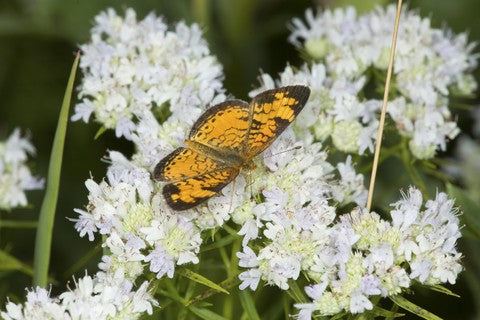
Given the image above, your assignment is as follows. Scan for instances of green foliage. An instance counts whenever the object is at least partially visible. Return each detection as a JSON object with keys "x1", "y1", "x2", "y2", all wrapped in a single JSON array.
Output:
[
  {"x1": 0, "y1": 250, "x2": 33, "y2": 276},
  {"x1": 32, "y1": 52, "x2": 80, "y2": 287},
  {"x1": 390, "y1": 295, "x2": 443, "y2": 320}
]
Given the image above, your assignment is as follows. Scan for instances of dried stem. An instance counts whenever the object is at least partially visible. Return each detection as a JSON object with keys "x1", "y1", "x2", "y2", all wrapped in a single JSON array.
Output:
[{"x1": 366, "y1": 0, "x2": 403, "y2": 211}]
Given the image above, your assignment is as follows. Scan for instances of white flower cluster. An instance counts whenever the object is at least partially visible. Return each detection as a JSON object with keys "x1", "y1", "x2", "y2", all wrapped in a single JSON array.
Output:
[
  {"x1": 288, "y1": 5, "x2": 477, "y2": 159},
  {"x1": 74, "y1": 152, "x2": 203, "y2": 280},
  {"x1": 73, "y1": 8, "x2": 225, "y2": 146},
  {"x1": 74, "y1": 126, "x2": 368, "y2": 281},
  {"x1": 0, "y1": 129, "x2": 44, "y2": 210},
  {"x1": 236, "y1": 184, "x2": 462, "y2": 318},
  {"x1": 70, "y1": 7, "x2": 369, "y2": 285},
  {"x1": 251, "y1": 64, "x2": 381, "y2": 154},
  {"x1": 234, "y1": 129, "x2": 367, "y2": 290},
  {"x1": 1, "y1": 269, "x2": 156, "y2": 320}
]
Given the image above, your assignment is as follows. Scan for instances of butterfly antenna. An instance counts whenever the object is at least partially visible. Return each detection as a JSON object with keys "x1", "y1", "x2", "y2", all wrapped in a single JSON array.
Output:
[
  {"x1": 228, "y1": 178, "x2": 236, "y2": 214},
  {"x1": 264, "y1": 145, "x2": 302, "y2": 159}
]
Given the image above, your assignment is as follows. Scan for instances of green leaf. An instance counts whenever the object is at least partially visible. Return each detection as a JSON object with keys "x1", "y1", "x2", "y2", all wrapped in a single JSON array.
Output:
[
  {"x1": 94, "y1": 126, "x2": 107, "y2": 140},
  {"x1": 427, "y1": 284, "x2": 461, "y2": 298},
  {"x1": 0, "y1": 250, "x2": 33, "y2": 276},
  {"x1": 189, "y1": 306, "x2": 228, "y2": 320},
  {"x1": 447, "y1": 183, "x2": 480, "y2": 239},
  {"x1": 177, "y1": 268, "x2": 229, "y2": 294},
  {"x1": 238, "y1": 289, "x2": 260, "y2": 320},
  {"x1": 390, "y1": 295, "x2": 443, "y2": 320},
  {"x1": 369, "y1": 305, "x2": 405, "y2": 318},
  {"x1": 186, "y1": 275, "x2": 241, "y2": 306},
  {"x1": 33, "y1": 51, "x2": 80, "y2": 287}
]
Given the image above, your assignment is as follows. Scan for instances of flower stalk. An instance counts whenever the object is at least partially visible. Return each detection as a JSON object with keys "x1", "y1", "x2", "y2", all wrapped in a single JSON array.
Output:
[{"x1": 366, "y1": 0, "x2": 403, "y2": 211}]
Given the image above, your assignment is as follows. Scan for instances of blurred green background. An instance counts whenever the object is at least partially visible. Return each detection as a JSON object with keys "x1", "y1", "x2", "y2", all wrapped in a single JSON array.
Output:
[{"x1": 0, "y1": 0, "x2": 479, "y2": 318}]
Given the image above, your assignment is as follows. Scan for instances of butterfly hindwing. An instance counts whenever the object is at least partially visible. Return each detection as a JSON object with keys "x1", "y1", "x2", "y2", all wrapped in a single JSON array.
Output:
[
  {"x1": 163, "y1": 167, "x2": 240, "y2": 210},
  {"x1": 188, "y1": 100, "x2": 251, "y2": 154},
  {"x1": 154, "y1": 147, "x2": 223, "y2": 182},
  {"x1": 246, "y1": 85, "x2": 310, "y2": 156}
]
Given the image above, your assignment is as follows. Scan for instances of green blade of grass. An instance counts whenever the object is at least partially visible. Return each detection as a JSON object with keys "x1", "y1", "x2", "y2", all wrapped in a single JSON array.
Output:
[
  {"x1": 238, "y1": 289, "x2": 260, "y2": 320},
  {"x1": 33, "y1": 51, "x2": 80, "y2": 287}
]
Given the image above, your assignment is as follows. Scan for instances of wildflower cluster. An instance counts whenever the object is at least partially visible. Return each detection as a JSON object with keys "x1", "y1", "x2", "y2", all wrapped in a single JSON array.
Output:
[
  {"x1": 71, "y1": 9, "x2": 368, "y2": 283},
  {"x1": 292, "y1": 188, "x2": 461, "y2": 318},
  {"x1": 1, "y1": 269, "x2": 156, "y2": 320},
  {"x1": 0, "y1": 129, "x2": 43, "y2": 210},
  {"x1": 251, "y1": 64, "x2": 381, "y2": 154},
  {"x1": 73, "y1": 8, "x2": 225, "y2": 148},
  {"x1": 1, "y1": 5, "x2": 471, "y2": 320},
  {"x1": 282, "y1": 5, "x2": 477, "y2": 159}
]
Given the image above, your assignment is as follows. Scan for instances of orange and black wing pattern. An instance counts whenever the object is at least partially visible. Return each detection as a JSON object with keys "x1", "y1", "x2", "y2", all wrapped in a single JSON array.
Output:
[
  {"x1": 245, "y1": 86, "x2": 310, "y2": 156},
  {"x1": 188, "y1": 100, "x2": 251, "y2": 154},
  {"x1": 154, "y1": 147, "x2": 238, "y2": 210},
  {"x1": 154, "y1": 147, "x2": 222, "y2": 182},
  {"x1": 154, "y1": 85, "x2": 310, "y2": 211},
  {"x1": 162, "y1": 167, "x2": 239, "y2": 210}
]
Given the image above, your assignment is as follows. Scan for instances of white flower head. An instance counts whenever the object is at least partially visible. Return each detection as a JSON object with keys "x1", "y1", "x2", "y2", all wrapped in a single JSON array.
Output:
[
  {"x1": 141, "y1": 216, "x2": 202, "y2": 278},
  {"x1": 0, "y1": 129, "x2": 44, "y2": 210},
  {"x1": 250, "y1": 64, "x2": 381, "y2": 155},
  {"x1": 289, "y1": 5, "x2": 477, "y2": 159},
  {"x1": 1, "y1": 270, "x2": 157, "y2": 320},
  {"x1": 74, "y1": 7, "x2": 225, "y2": 142}
]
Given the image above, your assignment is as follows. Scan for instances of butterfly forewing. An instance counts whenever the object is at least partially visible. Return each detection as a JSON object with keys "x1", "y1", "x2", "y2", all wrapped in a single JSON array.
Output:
[
  {"x1": 188, "y1": 100, "x2": 251, "y2": 154},
  {"x1": 245, "y1": 85, "x2": 310, "y2": 156}
]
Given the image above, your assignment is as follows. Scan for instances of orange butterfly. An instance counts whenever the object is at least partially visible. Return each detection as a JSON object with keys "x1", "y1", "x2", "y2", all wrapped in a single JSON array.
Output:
[{"x1": 154, "y1": 86, "x2": 310, "y2": 210}]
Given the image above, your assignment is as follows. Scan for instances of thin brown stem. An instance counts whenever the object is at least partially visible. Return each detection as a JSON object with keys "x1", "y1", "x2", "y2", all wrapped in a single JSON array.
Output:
[{"x1": 366, "y1": 0, "x2": 403, "y2": 211}]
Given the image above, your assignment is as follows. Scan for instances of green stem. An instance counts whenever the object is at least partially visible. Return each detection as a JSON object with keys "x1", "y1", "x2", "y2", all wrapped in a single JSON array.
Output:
[
  {"x1": 33, "y1": 52, "x2": 80, "y2": 287},
  {"x1": 62, "y1": 243, "x2": 101, "y2": 279},
  {"x1": 216, "y1": 233, "x2": 231, "y2": 271},
  {"x1": 191, "y1": 0, "x2": 210, "y2": 28},
  {"x1": 359, "y1": 142, "x2": 402, "y2": 173},
  {"x1": 401, "y1": 139, "x2": 427, "y2": 197},
  {"x1": 224, "y1": 238, "x2": 241, "y2": 319}
]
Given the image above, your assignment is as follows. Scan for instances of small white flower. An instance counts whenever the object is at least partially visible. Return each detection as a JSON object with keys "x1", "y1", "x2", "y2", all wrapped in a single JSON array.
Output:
[
  {"x1": 349, "y1": 292, "x2": 373, "y2": 314},
  {"x1": 238, "y1": 269, "x2": 262, "y2": 291},
  {"x1": 141, "y1": 216, "x2": 202, "y2": 278},
  {"x1": 0, "y1": 129, "x2": 44, "y2": 210}
]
